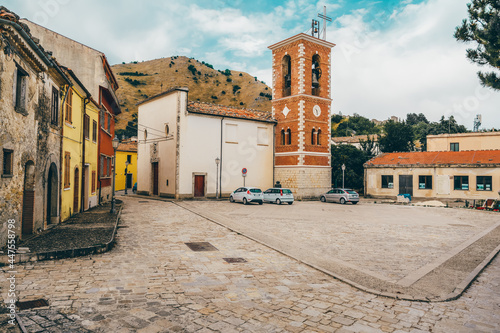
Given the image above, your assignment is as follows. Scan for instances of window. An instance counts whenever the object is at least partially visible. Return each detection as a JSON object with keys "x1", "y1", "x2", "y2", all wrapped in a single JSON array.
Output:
[
  {"x1": 165, "y1": 124, "x2": 169, "y2": 136},
  {"x1": 84, "y1": 114, "x2": 90, "y2": 139},
  {"x1": 418, "y1": 175, "x2": 432, "y2": 189},
  {"x1": 257, "y1": 127, "x2": 268, "y2": 145},
  {"x1": 281, "y1": 129, "x2": 285, "y2": 145},
  {"x1": 450, "y1": 142, "x2": 459, "y2": 151},
  {"x1": 144, "y1": 129, "x2": 147, "y2": 141},
  {"x1": 225, "y1": 123, "x2": 238, "y2": 143},
  {"x1": 64, "y1": 152, "x2": 71, "y2": 188},
  {"x1": 100, "y1": 109, "x2": 105, "y2": 129},
  {"x1": 381, "y1": 175, "x2": 393, "y2": 189},
  {"x1": 2, "y1": 149, "x2": 13, "y2": 176},
  {"x1": 282, "y1": 55, "x2": 292, "y2": 97},
  {"x1": 454, "y1": 176, "x2": 469, "y2": 190},
  {"x1": 311, "y1": 129, "x2": 316, "y2": 145},
  {"x1": 317, "y1": 129, "x2": 321, "y2": 145},
  {"x1": 107, "y1": 113, "x2": 111, "y2": 132},
  {"x1": 91, "y1": 171, "x2": 96, "y2": 194},
  {"x1": 51, "y1": 87, "x2": 59, "y2": 125},
  {"x1": 312, "y1": 54, "x2": 321, "y2": 96},
  {"x1": 127, "y1": 155, "x2": 132, "y2": 164},
  {"x1": 287, "y1": 128, "x2": 291, "y2": 145},
  {"x1": 476, "y1": 176, "x2": 492, "y2": 191},
  {"x1": 107, "y1": 157, "x2": 111, "y2": 177},
  {"x1": 13, "y1": 65, "x2": 28, "y2": 113},
  {"x1": 65, "y1": 88, "x2": 72, "y2": 123},
  {"x1": 92, "y1": 120, "x2": 97, "y2": 142}
]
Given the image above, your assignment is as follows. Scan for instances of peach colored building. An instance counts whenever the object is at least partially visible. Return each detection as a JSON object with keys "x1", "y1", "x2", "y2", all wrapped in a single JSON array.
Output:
[{"x1": 427, "y1": 132, "x2": 500, "y2": 152}]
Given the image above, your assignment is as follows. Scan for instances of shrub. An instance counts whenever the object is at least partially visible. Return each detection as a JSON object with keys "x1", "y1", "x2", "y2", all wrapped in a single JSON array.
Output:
[
  {"x1": 226, "y1": 78, "x2": 232, "y2": 83},
  {"x1": 232, "y1": 85, "x2": 241, "y2": 94},
  {"x1": 211, "y1": 95, "x2": 218, "y2": 99}
]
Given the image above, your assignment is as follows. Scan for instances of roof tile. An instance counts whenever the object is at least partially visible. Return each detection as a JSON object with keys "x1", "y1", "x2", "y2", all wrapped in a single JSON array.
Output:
[
  {"x1": 187, "y1": 101, "x2": 274, "y2": 123},
  {"x1": 365, "y1": 150, "x2": 500, "y2": 166}
]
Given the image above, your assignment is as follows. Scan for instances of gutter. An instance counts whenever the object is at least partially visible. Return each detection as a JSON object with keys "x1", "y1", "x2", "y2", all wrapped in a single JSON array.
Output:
[
  {"x1": 81, "y1": 97, "x2": 90, "y2": 212},
  {"x1": 220, "y1": 117, "x2": 224, "y2": 198}
]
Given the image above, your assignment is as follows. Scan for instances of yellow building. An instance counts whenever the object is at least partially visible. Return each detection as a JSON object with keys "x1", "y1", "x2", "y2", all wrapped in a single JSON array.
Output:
[
  {"x1": 427, "y1": 132, "x2": 500, "y2": 152},
  {"x1": 115, "y1": 139, "x2": 138, "y2": 192},
  {"x1": 83, "y1": 99, "x2": 100, "y2": 210},
  {"x1": 60, "y1": 69, "x2": 91, "y2": 221}
]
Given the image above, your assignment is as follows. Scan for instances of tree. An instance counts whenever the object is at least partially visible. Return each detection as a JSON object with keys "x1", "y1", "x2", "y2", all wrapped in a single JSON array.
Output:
[
  {"x1": 378, "y1": 121, "x2": 415, "y2": 153},
  {"x1": 406, "y1": 113, "x2": 429, "y2": 126},
  {"x1": 331, "y1": 114, "x2": 381, "y2": 137},
  {"x1": 331, "y1": 145, "x2": 370, "y2": 191},
  {"x1": 455, "y1": 0, "x2": 500, "y2": 90},
  {"x1": 359, "y1": 136, "x2": 377, "y2": 159}
]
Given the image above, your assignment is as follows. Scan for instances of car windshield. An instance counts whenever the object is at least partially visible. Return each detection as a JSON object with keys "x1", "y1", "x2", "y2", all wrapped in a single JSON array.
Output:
[
  {"x1": 250, "y1": 189, "x2": 261, "y2": 193},
  {"x1": 345, "y1": 190, "x2": 357, "y2": 194},
  {"x1": 282, "y1": 189, "x2": 292, "y2": 194}
]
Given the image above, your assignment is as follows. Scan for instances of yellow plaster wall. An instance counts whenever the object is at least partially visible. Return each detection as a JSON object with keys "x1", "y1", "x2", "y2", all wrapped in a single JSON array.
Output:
[{"x1": 115, "y1": 150, "x2": 137, "y2": 191}]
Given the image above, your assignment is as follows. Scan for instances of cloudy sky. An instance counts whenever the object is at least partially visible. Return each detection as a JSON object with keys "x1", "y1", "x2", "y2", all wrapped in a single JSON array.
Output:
[{"x1": 5, "y1": 0, "x2": 500, "y2": 129}]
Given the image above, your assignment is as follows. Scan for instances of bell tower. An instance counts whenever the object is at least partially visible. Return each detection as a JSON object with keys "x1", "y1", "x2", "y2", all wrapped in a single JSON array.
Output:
[{"x1": 269, "y1": 33, "x2": 335, "y2": 199}]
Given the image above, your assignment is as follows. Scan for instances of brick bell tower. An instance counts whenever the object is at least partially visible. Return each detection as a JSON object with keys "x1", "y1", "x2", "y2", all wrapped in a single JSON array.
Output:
[{"x1": 269, "y1": 33, "x2": 335, "y2": 199}]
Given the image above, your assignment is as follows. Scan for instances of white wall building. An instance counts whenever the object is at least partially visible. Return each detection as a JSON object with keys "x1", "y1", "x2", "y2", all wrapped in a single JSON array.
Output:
[{"x1": 137, "y1": 88, "x2": 275, "y2": 198}]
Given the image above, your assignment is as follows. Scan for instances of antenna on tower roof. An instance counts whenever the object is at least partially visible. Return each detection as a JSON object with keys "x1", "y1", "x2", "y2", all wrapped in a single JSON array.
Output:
[
  {"x1": 473, "y1": 114, "x2": 482, "y2": 132},
  {"x1": 318, "y1": 6, "x2": 332, "y2": 40}
]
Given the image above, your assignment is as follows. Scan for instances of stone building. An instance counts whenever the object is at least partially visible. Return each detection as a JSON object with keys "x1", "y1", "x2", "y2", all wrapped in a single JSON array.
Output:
[
  {"x1": 268, "y1": 33, "x2": 335, "y2": 199},
  {"x1": 137, "y1": 88, "x2": 275, "y2": 198},
  {"x1": 21, "y1": 19, "x2": 121, "y2": 203},
  {"x1": 0, "y1": 7, "x2": 71, "y2": 247}
]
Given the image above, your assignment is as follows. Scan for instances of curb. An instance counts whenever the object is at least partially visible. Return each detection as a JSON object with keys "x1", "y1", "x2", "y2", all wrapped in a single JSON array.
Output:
[
  {"x1": 175, "y1": 201, "x2": 500, "y2": 303},
  {"x1": 0, "y1": 205, "x2": 122, "y2": 266}
]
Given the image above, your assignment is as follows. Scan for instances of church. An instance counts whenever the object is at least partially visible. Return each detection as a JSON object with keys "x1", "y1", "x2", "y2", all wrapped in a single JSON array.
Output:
[{"x1": 137, "y1": 33, "x2": 335, "y2": 199}]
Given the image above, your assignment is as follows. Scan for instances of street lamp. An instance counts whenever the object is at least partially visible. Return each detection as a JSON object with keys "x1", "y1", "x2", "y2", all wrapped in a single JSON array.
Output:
[
  {"x1": 124, "y1": 160, "x2": 130, "y2": 195},
  {"x1": 341, "y1": 163, "x2": 346, "y2": 189},
  {"x1": 215, "y1": 157, "x2": 220, "y2": 199},
  {"x1": 111, "y1": 136, "x2": 120, "y2": 213}
]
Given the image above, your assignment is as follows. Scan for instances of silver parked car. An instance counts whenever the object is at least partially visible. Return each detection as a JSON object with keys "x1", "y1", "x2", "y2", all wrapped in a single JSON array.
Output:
[
  {"x1": 229, "y1": 187, "x2": 263, "y2": 205},
  {"x1": 320, "y1": 188, "x2": 359, "y2": 204},
  {"x1": 263, "y1": 188, "x2": 294, "y2": 205}
]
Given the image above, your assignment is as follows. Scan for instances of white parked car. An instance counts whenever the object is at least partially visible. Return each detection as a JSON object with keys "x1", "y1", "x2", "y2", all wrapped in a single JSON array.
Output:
[
  {"x1": 229, "y1": 187, "x2": 263, "y2": 205},
  {"x1": 263, "y1": 188, "x2": 294, "y2": 205},
  {"x1": 320, "y1": 188, "x2": 359, "y2": 204}
]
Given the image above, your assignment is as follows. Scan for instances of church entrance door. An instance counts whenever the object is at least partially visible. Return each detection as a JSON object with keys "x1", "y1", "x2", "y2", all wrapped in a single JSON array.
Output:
[
  {"x1": 152, "y1": 162, "x2": 159, "y2": 195},
  {"x1": 194, "y1": 175, "x2": 205, "y2": 197}
]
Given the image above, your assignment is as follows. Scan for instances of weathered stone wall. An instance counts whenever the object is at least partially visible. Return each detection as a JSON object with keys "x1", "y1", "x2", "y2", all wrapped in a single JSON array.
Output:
[{"x1": 274, "y1": 167, "x2": 331, "y2": 199}]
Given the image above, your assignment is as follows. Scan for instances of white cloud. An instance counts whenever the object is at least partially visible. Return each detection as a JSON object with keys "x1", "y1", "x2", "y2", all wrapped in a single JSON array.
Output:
[{"x1": 331, "y1": 0, "x2": 500, "y2": 129}]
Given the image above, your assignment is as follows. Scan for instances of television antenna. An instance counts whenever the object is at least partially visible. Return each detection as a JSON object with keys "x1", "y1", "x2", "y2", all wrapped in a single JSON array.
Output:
[{"x1": 473, "y1": 114, "x2": 482, "y2": 132}]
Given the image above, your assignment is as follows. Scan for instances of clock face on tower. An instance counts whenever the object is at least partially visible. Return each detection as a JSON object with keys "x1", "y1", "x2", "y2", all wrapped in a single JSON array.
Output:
[{"x1": 313, "y1": 105, "x2": 321, "y2": 117}]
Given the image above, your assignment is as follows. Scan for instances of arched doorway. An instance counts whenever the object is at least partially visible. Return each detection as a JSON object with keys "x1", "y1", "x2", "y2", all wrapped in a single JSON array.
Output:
[
  {"x1": 47, "y1": 163, "x2": 58, "y2": 225},
  {"x1": 22, "y1": 161, "x2": 35, "y2": 235},
  {"x1": 73, "y1": 167, "x2": 79, "y2": 215}
]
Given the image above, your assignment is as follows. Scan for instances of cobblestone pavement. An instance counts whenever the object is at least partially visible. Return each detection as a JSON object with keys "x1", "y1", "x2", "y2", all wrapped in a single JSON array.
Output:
[{"x1": 1, "y1": 196, "x2": 499, "y2": 332}]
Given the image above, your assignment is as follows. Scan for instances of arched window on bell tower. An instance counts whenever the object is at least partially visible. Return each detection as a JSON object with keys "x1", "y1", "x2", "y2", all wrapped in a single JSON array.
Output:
[
  {"x1": 312, "y1": 54, "x2": 321, "y2": 96},
  {"x1": 281, "y1": 129, "x2": 286, "y2": 145},
  {"x1": 317, "y1": 129, "x2": 321, "y2": 145},
  {"x1": 311, "y1": 129, "x2": 316, "y2": 145},
  {"x1": 287, "y1": 128, "x2": 292, "y2": 145},
  {"x1": 282, "y1": 55, "x2": 292, "y2": 97}
]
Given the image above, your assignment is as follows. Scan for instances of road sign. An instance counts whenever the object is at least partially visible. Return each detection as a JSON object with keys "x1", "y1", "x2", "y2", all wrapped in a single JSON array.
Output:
[{"x1": 242, "y1": 168, "x2": 247, "y2": 175}]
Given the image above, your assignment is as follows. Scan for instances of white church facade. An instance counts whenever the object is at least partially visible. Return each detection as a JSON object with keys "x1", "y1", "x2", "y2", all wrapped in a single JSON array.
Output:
[{"x1": 136, "y1": 87, "x2": 275, "y2": 198}]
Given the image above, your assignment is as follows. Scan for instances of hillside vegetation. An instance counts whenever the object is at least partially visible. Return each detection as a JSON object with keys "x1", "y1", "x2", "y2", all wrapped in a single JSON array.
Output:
[{"x1": 111, "y1": 56, "x2": 272, "y2": 132}]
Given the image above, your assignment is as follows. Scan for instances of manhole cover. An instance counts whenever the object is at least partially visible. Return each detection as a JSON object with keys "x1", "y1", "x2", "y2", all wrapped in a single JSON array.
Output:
[
  {"x1": 16, "y1": 299, "x2": 49, "y2": 310},
  {"x1": 185, "y1": 242, "x2": 218, "y2": 252},
  {"x1": 223, "y1": 258, "x2": 247, "y2": 263}
]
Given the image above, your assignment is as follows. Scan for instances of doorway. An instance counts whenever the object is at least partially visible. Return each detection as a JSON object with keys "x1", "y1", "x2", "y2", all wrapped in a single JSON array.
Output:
[
  {"x1": 22, "y1": 161, "x2": 35, "y2": 235},
  {"x1": 399, "y1": 175, "x2": 413, "y2": 196},
  {"x1": 73, "y1": 167, "x2": 79, "y2": 214},
  {"x1": 194, "y1": 175, "x2": 205, "y2": 197},
  {"x1": 126, "y1": 173, "x2": 133, "y2": 189},
  {"x1": 47, "y1": 163, "x2": 58, "y2": 225},
  {"x1": 152, "y1": 162, "x2": 159, "y2": 195},
  {"x1": 84, "y1": 165, "x2": 89, "y2": 211}
]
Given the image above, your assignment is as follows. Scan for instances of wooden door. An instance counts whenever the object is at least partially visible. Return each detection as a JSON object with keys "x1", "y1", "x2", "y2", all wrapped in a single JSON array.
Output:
[
  {"x1": 194, "y1": 175, "x2": 205, "y2": 197},
  {"x1": 152, "y1": 162, "x2": 159, "y2": 195},
  {"x1": 73, "y1": 168, "x2": 79, "y2": 214},
  {"x1": 399, "y1": 175, "x2": 413, "y2": 196},
  {"x1": 126, "y1": 174, "x2": 133, "y2": 189},
  {"x1": 22, "y1": 190, "x2": 34, "y2": 235}
]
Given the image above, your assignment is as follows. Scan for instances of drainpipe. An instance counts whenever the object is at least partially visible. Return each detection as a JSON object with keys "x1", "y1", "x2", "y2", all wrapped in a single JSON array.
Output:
[
  {"x1": 81, "y1": 97, "x2": 89, "y2": 212},
  {"x1": 219, "y1": 117, "x2": 224, "y2": 198},
  {"x1": 273, "y1": 122, "x2": 276, "y2": 186}
]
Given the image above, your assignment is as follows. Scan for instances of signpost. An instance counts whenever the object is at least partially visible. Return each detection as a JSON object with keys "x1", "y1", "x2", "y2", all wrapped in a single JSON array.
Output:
[{"x1": 242, "y1": 168, "x2": 247, "y2": 186}]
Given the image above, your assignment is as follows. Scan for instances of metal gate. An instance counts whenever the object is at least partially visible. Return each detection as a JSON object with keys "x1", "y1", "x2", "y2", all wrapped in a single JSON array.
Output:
[{"x1": 399, "y1": 175, "x2": 413, "y2": 196}]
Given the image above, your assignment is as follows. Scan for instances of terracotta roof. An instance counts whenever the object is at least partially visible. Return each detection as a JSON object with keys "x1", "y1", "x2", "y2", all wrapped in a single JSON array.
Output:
[
  {"x1": 331, "y1": 134, "x2": 378, "y2": 144},
  {"x1": 365, "y1": 150, "x2": 500, "y2": 167},
  {"x1": 117, "y1": 140, "x2": 137, "y2": 152},
  {"x1": 187, "y1": 101, "x2": 275, "y2": 123}
]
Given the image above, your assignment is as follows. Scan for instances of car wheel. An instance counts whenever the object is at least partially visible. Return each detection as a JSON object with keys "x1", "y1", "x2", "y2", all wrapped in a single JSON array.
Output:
[
  {"x1": 258, "y1": 201, "x2": 263, "y2": 205},
  {"x1": 229, "y1": 196, "x2": 235, "y2": 203},
  {"x1": 288, "y1": 201, "x2": 293, "y2": 205},
  {"x1": 340, "y1": 197, "x2": 346, "y2": 204},
  {"x1": 243, "y1": 197, "x2": 248, "y2": 205},
  {"x1": 352, "y1": 201, "x2": 358, "y2": 205},
  {"x1": 276, "y1": 198, "x2": 281, "y2": 205},
  {"x1": 320, "y1": 196, "x2": 326, "y2": 202}
]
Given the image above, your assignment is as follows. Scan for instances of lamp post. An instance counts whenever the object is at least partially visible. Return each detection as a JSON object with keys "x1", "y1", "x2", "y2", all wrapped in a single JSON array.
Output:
[
  {"x1": 341, "y1": 163, "x2": 346, "y2": 189},
  {"x1": 215, "y1": 157, "x2": 220, "y2": 199},
  {"x1": 124, "y1": 160, "x2": 130, "y2": 195},
  {"x1": 111, "y1": 136, "x2": 120, "y2": 213}
]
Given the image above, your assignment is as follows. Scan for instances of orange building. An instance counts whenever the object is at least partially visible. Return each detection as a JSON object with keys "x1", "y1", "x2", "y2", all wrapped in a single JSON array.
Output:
[{"x1": 269, "y1": 33, "x2": 335, "y2": 198}]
